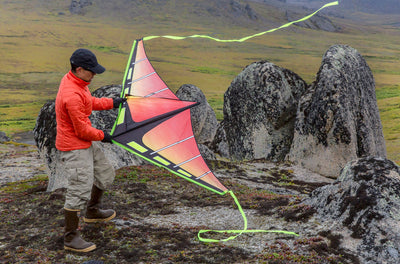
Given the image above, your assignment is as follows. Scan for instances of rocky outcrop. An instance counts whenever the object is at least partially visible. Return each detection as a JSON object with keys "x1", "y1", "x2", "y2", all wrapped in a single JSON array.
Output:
[
  {"x1": 176, "y1": 84, "x2": 218, "y2": 160},
  {"x1": 305, "y1": 156, "x2": 400, "y2": 264},
  {"x1": 220, "y1": 61, "x2": 307, "y2": 161},
  {"x1": 0, "y1": 132, "x2": 10, "y2": 143},
  {"x1": 176, "y1": 84, "x2": 218, "y2": 145},
  {"x1": 287, "y1": 45, "x2": 386, "y2": 178},
  {"x1": 33, "y1": 100, "x2": 62, "y2": 191},
  {"x1": 210, "y1": 120, "x2": 230, "y2": 159},
  {"x1": 230, "y1": 0, "x2": 257, "y2": 20},
  {"x1": 69, "y1": 0, "x2": 92, "y2": 15}
]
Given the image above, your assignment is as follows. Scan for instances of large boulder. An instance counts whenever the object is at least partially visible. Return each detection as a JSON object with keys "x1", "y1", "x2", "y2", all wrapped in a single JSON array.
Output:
[
  {"x1": 305, "y1": 156, "x2": 400, "y2": 264},
  {"x1": 210, "y1": 120, "x2": 230, "y2": 159},
  {"x1": 287, "y1": 45, "x2": 386, "y2": 178},
  {"x1": 176, "y1": 84, "x2": 218, "y2": 145},
  {"x1": 221, "y1": 61, "x2": 307, "y2": 161},
  {"x1": 176, "y1": 84, "x2": 218, "y2": 160}
]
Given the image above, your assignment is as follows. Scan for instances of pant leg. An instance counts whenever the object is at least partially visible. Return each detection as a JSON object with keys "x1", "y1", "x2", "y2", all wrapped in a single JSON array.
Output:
[
  {"x1": 61, "y1": 147, "x2": 95, "y2": 210},
  {"x1": 92, "y1": 142, "x2": 115, "y2": 191}
]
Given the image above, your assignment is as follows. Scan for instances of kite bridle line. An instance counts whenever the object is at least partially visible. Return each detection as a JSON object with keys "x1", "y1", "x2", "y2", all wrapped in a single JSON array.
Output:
[{"x1": 142, "y1": 1, "x2": 338, "y2": 43}]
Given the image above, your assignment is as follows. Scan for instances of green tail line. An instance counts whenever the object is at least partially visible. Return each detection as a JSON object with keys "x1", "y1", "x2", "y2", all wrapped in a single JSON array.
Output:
[
  {"x1": 143, "y1": 1, "x2": 339, "y2": 43},
  {"x1": 198, "y1": 190, "x2": 299, "y2": 243}
]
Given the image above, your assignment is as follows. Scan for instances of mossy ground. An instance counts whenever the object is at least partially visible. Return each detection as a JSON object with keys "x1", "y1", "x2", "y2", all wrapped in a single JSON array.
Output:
[{"x1": 0, "y1": 151, "x2": 356, "y2": 263}]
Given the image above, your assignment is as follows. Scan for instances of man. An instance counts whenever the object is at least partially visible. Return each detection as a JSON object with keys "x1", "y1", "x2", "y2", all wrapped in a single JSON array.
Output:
[{"x1": 55, "y1": 48, "x2": 125, "y2": 252}]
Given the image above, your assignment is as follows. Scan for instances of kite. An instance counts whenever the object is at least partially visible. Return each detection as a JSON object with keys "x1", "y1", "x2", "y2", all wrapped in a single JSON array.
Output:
[
  {"x1": 110, "y1": 39, "x2": 298, "y2": 242},
  {"x1": 110, "y1": 1, "x2": 339, "y2": 242}
]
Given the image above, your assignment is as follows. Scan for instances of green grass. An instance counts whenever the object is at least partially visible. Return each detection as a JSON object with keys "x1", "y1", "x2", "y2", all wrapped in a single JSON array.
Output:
[{"x1": 376, "y1": 85, "x2": 400, "y2": 100}]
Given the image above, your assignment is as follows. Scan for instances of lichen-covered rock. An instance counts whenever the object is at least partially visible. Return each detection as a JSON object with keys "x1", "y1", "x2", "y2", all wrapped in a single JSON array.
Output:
[
  {"x1": 305, "y1": 156, "x2": 400, "y2": 264},
  {"x1": 288, "y1": 45, "x2": 386, "y2": 177},
  {"x1": 222, "y1": 61, "x2": 307, "y2": 161},
  {"x1": 210, "y1": 120, "x2": 230, "y2": 159},
  {"x1": 176, "y1": 84, "x2": 218, "y2": 145},
  {"x1": 0, "y1": 131, "x2": 10, "y2": 143}
]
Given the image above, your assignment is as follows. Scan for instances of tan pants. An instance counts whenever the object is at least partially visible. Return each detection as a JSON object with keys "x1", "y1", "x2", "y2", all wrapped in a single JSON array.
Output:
[{"x1": 60, "y1": 142, "x2": 115, "y2": 210}]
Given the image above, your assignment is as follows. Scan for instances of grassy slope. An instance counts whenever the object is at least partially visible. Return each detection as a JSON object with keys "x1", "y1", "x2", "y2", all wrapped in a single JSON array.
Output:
[{"x1": 0, "y1": 1, "x2": 400, "y2": 161}]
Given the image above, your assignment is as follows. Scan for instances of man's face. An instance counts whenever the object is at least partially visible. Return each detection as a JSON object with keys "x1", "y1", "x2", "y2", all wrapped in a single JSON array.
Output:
[{"x1": 74, "y1": 67, "x2": 96, "y2": 82}]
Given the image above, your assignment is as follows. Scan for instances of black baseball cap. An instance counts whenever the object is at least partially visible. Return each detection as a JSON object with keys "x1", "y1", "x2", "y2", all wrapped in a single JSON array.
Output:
[{"x1": 70, "y1": 48, "x2": 106, "y2": 74}]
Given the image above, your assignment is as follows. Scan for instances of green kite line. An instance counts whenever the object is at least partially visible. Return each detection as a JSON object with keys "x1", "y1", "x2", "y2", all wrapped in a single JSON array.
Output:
[
  {"x1": 198, "y1": 190, "x2": 299, "y2": 243},
  {"x1": 143, "y1": 1, "x2": 339, "y2": 42}
]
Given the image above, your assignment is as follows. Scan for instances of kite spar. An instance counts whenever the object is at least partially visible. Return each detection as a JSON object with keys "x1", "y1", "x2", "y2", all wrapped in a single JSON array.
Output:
[{"x1": 111, "y1": 1, "x2": 339, "y2": 242}]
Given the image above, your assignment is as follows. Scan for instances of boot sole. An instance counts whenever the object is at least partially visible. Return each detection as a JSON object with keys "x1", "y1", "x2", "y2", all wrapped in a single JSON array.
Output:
[
  {"x1": 83, "y1": 211, "x2": 116, "y2": 223},
  {"x1": 64, "y1": 244, "x2": 96, "y2": 252}
]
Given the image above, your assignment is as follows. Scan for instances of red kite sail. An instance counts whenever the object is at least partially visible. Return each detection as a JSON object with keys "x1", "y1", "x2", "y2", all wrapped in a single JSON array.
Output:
[{"x1": 110, "y1": 39, "x2": 228, "y2": 195}]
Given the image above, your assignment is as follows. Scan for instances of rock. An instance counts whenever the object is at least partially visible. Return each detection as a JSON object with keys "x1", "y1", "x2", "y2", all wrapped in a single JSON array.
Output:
[
  {"x1": 287, "y1": 45, "x2": 386, "y2": 178},
  {"x1": 69, "y1": 0, "x2": 92, "y2": 15},
  {"x1": 0, "y1": 131, "x2": 10, "y2": 143},
  {"x1": 221, "y1": 61, "x2": 307, "y2": 161},
  {"x1": 176, "y1": 84, "x2": 218, "y2": 145},
  {"x1": 33, "y1": 85, "x2": 144, "y2": 192},
  {"x1": 230, "y1": 0, "x2": 257, "y2": 20},
  {"x1": 33, "y1": 101, "x2": 62, "y2": 191},
  {"x1": 305, "y1": 156, "x2": 400, "y2": 264},
  {"x1": 176, "y1": 84, "x2": 218, "y2": 160},
  {"x1": 210, "y1": 120, "x2": 230, "y2": 159}
]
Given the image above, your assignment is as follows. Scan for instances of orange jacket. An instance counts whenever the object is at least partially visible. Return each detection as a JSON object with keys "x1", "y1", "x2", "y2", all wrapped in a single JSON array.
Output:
[{"x1": 55, "y1": 71, "x2": 113, "y2": 151}]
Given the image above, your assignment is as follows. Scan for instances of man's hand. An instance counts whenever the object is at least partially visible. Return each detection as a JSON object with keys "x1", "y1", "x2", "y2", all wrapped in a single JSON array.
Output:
[
  {"x1": 102, "y1": 132, "x2": 113, "y2": 143},
  {"x1": 113, "y1": 98, "x2": 127, "y2": 108}
]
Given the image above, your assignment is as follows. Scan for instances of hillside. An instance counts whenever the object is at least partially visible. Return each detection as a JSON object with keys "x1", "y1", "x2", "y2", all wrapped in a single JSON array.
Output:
[
  {"x1": 1, "y1": 0, "x2": 400, "y2": 162},
  {"x1": 287, "y1": 0, "x2": 400, "y2": 14}
]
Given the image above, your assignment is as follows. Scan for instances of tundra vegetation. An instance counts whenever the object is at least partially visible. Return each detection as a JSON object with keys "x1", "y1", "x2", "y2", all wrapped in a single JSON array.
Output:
[
  {"x1": 0, "y1": 1, "x2": 399, "y2": 262},
  {"x1": 0, "y1": 1, "x2": 399, "y2": 162}
]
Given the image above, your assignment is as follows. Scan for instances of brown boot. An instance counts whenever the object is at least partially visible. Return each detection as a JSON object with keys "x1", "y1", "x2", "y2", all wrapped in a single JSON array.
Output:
[
  {"x1": 64, "y1": 209, "x2": 96, "y2": 252},
  {"x1": 83, "y1": 185, "x2": 116, "y2": 223}
]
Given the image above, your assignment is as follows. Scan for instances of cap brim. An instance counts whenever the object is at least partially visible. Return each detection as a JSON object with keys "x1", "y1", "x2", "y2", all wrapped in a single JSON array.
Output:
[{"x1": 90, "y1": 64, "x2": 106, "y2": 74}]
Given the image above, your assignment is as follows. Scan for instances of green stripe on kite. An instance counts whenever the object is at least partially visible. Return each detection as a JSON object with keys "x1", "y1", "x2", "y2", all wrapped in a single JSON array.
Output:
[
  {"x1": 198, "y1": 191, "x2": 299, "y2": 243},
  {"x1": 117, "y1": 108, "x2": 125, "y2": 125},
  {"x1": 127, "y1": 141, "x2": 148, "y2": 153},
  {"x1": 143, "y1": 1, "x2": 338, "y2": 43},
  {"x1": 154, "y1": 156, "x2": 171, "y2": 166}
]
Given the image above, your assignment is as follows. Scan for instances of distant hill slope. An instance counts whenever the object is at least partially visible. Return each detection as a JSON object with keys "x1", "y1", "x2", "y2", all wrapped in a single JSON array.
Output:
[
  {"x1": 340, "y1": 0, "x2": 400, "y2": 14},
  {"x1": 63, "y1": 0, "x2": 281, "y2": 28},
  {"x1": 32, "y1": 0, "x2": 339, "y2": 31},
  {"x1": 286, "y1": 0, "x2": 400, "y2": 14}
]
